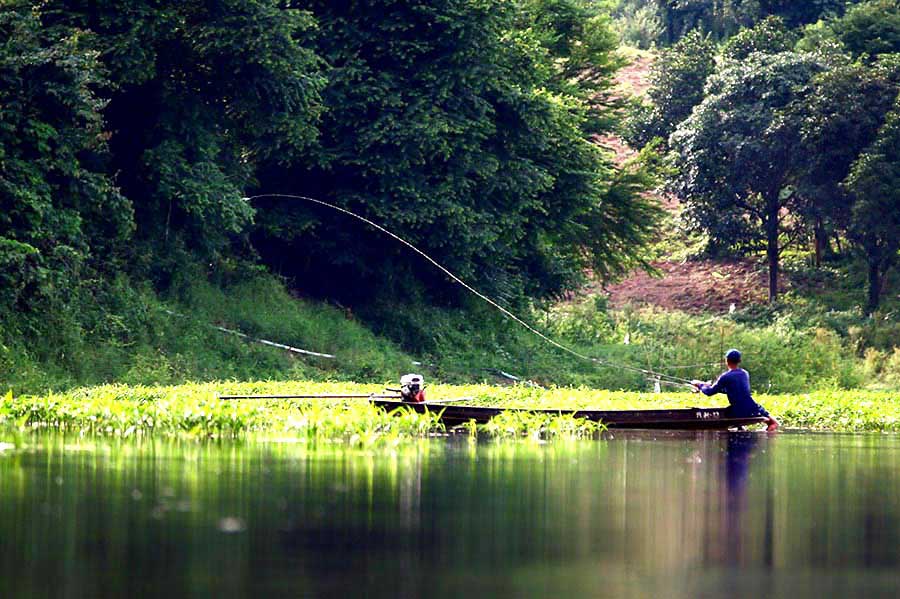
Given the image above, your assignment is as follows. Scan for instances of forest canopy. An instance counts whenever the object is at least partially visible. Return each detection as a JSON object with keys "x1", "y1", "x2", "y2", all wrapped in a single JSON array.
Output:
[
  {"x1": 2, "y1": 0, "x2": 899, "y2": 392},
  {"x1": 0, "y1": 0, "x2": 660, "y2": 320},
  {"x1": 625, "y1": 2, "x2": 900, "y2": 311}
]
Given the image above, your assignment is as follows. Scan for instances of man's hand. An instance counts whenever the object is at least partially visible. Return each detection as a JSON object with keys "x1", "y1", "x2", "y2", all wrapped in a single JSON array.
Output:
[{"x1": 690, "y1": 380, "x2": 706, "y2": 393}]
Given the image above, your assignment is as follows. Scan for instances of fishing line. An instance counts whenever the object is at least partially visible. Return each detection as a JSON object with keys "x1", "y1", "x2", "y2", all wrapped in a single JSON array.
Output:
[{"x1": 244, "y1": 193, "x2": 696, "y2": 388}]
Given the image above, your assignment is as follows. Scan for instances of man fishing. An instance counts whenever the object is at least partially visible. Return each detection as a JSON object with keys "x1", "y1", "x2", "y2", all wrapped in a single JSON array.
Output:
[{"x1": 692, "y1": 349, "x2": 779, "y2": 431}]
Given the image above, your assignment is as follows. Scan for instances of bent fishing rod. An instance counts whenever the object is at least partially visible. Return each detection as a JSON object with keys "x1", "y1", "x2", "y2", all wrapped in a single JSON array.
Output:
[{"x1": 243, "y1": 193, "x2": 697, "y2": 389}]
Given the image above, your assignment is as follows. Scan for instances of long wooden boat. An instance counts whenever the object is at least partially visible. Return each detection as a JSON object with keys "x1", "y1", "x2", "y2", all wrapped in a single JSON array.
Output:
[
  {"x1": 219, "y1": 374, "x2": 767, "y2": 430},
  {"x1": 369, "y1": 398, "x2": 766, "y2": 430}
]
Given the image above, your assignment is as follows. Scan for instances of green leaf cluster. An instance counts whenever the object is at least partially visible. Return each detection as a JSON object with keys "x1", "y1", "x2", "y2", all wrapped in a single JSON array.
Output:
[
  {"x1": 2, "y1": 0, "x2": 661, "y2": 319},
  {"x1": 630, "y1": 3, "x2": 900, "y2": 311},
  {"x1": 251, "y1": 0, "x2": 659, "y2": 303},
  {"x1": 0, "y1": 8, "x2": 131, "y2": 314}
]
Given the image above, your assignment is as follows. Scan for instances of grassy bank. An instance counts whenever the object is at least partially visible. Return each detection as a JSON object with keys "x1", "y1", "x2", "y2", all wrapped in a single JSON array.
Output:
[
  {"x1": 2, "y1": 267, "x2": 898, "y2": 395},
  {"x1": 2, "y1": 381, "x2": 898, "y2": 444},
  {"x1": 0, "y1": 273, "x2": 416, "y2": 393}
]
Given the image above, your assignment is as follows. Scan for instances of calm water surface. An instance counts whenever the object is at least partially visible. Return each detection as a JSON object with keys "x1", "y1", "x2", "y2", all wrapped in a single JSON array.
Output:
[{"x1": 1, "y1": 431, "x2": 899, "y2": 598}]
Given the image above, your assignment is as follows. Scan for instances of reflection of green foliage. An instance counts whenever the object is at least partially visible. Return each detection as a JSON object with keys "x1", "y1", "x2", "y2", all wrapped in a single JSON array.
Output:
[
  {"x1": 480, "y1": 410, "x2": 605, "y2": 440},
  {"x1": 3, "y1": 430, "x2": 900, "y2": 596}
]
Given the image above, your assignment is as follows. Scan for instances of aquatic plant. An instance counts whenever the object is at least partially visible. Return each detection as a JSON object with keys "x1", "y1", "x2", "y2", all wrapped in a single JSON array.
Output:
[{"x1": 0, "y1": 381, "x2": 897, "y2": 443}]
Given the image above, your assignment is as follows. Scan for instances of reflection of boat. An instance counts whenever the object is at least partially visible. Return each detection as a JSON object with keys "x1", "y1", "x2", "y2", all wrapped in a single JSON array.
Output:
[{"x1": 369, "y1": 399, "x2": 767, "y2": 430}]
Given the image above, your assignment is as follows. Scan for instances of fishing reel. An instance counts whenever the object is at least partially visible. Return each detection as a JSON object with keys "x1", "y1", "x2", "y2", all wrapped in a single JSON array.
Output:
[{"x1": 399, "y1": 374, "x2": 426, "y2": 403}]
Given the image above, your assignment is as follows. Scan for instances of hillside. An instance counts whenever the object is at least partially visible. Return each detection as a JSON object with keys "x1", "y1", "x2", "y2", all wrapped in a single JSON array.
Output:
[{"x1": 596, "y1": 49, "x2": 785, "y2": 313}]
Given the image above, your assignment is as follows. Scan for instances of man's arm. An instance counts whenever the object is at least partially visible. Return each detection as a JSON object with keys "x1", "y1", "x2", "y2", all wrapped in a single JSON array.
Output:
[{"x1": 694, "y1": 375, "x2": 726, "y2": 396}]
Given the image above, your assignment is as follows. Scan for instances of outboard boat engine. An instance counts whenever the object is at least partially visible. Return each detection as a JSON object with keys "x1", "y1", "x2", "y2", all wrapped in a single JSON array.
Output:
[{"x1": 400, "y1": 374, "x2": 426, "y2": 403}]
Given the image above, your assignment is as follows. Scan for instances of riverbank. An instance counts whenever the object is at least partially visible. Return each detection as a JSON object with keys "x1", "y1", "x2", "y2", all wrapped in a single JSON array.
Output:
[
  {"x1": 4, "y1": 267, "x2": 899, "y2": 397},
  {"x1": 2, "y1": 381, "x2": 898, "y2": 442}
]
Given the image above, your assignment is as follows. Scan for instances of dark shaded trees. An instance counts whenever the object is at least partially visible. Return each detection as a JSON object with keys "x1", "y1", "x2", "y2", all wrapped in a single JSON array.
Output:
[
  {"x1": 40, "y1": 0, "x2": 326, "y2": 272},
  {"x1": 843, "y1": 100, "x2": 900, "y2": 313},
  {"x1": 838, "y1": 0, "x2": 900, "y2": 58},
  {"x1": 647, "y1": 0, "x2": 851, "y2": 45},
  {"x1": 756, "y1": 0, "x2": 848, "y2": 28},
  {"x1": 0, "y1": 8, "x2": 130, "y2": 314},
  {"x1": 253, "y1": 0, "x2": 660, "y2": 304},
  {"x1": 791, "y1": 58, "x2": 900, "y2": 267},
  {"x1": 1, "y1": 0, "x2": 663, "y2": 315}
]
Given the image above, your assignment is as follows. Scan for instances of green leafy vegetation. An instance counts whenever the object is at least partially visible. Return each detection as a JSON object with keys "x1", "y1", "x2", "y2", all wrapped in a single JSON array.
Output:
[
  {"x1": 623, "y1": 30, "x2": 717, "y2": 148},
  {"x1": 628, "y1": 6, "x2": 900, "y2": 311},
  {"x1": 670, "y1": 51, "x2": 827, "y2": 301},
  {"x1": 1, "y1": 0, "x2": 664, "y2": 386},
  {"x1": 2, "y1": 0, "x2": 898, "y2": 403},
  {"x1": 3, "y1": 382, "x2": 898, "y2": 444},
  {"x1": 3, "y1": 264, "x2": 897, "y2": 396},
  {"x1": 0, "y1": 271, "x2": 415, "y2": 393},
  {"x1": 608, "y1": 0, "x2": 855, "y2": 47}
]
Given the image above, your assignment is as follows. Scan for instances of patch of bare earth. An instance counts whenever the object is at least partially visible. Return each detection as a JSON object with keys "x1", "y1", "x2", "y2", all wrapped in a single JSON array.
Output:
[
  {"x1": 594, "y1": 52, "x2": 777, "y2": 314},
  {"x1": 602, "y1": 260, "x2": 774, "y2": 313}
]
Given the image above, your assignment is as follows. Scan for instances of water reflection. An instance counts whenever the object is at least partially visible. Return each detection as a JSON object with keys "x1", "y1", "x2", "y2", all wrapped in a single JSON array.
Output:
[
  {"x1": 722, "y1": 432, "x2": 762, "y2": 566},
  {"x1": 0, "y1": 432, "x2": 898, "y2": 597}
]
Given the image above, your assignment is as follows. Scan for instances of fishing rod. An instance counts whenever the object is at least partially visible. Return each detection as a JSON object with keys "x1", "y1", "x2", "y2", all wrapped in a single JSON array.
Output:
[
  {"x1": 243, "y1": 193, "x2": 697, "y2": 389},
  {"x1": 219, "y1": 393, "x2": 399, "y2": 400}
]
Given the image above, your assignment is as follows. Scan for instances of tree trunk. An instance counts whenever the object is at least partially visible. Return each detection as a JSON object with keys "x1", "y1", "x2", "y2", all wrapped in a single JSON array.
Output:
[
  {"x1": 766, "y1": 204, "x2": 780, "y2": 303},
  {"x1": 665, "y1": 4, "x2": 676, "y2": 44},
  {"x1": 813, "y1": 218, "x2": 825, "y2": 268},
  {"x1": 867, "y1": 258, "x2": 882, "y2": 315}
]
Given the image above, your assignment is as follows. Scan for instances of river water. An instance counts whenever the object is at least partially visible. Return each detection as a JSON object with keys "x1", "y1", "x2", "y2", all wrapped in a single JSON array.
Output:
[{"x1": 0, "y1": 431, "x2": 898, "y2": 598}]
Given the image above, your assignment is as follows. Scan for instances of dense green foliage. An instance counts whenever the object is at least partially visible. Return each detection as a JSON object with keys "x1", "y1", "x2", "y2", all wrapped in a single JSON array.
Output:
[
  {"x1": 0, "y1": 10, "x2": 130, "y2": 317},
  {"x1": 0, "y1": 271, "x2": 419, "y2": 393},
  {"x1": 253, "y1": 0, "x2": 658, "y2": 304},
  {"x1": 623, "y1": 30, "x2": 716, "y2": 148},
  {"x1": 5, "y1": 382, "x2": 900, "y2": 442},
  {"x1": 3, "y1": 0, "x2": 899, "y2": 397},
  {"x1": 46, "y1": 0, "x2": 325, "y2": 265},
  {"x1": 3, "y1": 262, "x2": 897, "y2": 395},
  {"x1": 608, "y1": 0, "x2": 856, "y2": 46},
  {"x1": 843, "y1": 100, "x2": 900, "y2": 312},
  {"x1": 629, "y1": 6, "x2": 900, "y2": 309},
  {"x1": 720, "y1": 14, "x2": 796, "y2": 59},
  {"x1": 1, "y1": 0, "x2": 667, "y2": 389},
  {"x1": 836, "y1": 0, "x2": 900, "y2": 58},
  {"x1": 1, "y1": 0, "x2": 659, "y2": 320},
  {"x1": 670, "y1": 51, "x2": 826, "y2": 301}
]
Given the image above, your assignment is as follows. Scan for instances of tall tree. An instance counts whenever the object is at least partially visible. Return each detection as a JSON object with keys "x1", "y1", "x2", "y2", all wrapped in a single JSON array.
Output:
[
  {"x1": 792, "y1": 58, "x2": 900, "y2": 265},
  {"x1": 624, "y1": 30, "x2": 716, "y2": 150},
  {"x1": 670, "y1": 52, "x2": 825, "y2": 302},
  {"x1": 720, "y1": 15, "x2": 797, "y2": 61},
  {"x1": 39, "y1": 0, "x2": 325, "y2": 274},
  {"x1": 843, "y1": 99, "x2": 900, "y2": 313},
  {"x1": 0, "y1": 7, "x2": 129, "y2": 315}
]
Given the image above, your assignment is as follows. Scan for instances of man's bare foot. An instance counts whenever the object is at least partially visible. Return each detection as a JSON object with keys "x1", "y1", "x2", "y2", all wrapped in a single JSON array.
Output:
[{"x1": 766, "y1": 417, "x2": 779, "y2": 432}]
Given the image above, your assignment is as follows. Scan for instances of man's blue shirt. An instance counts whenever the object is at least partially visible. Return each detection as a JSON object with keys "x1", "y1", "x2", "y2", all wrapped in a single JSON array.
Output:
[{"x1": 699, "y1": 368, "x2": 768, "y2": 417}]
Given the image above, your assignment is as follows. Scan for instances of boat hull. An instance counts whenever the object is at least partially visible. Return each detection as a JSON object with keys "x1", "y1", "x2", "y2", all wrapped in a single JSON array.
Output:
[{"x1": 370, "y1": 399, "x2": 767, "y2": 430}]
